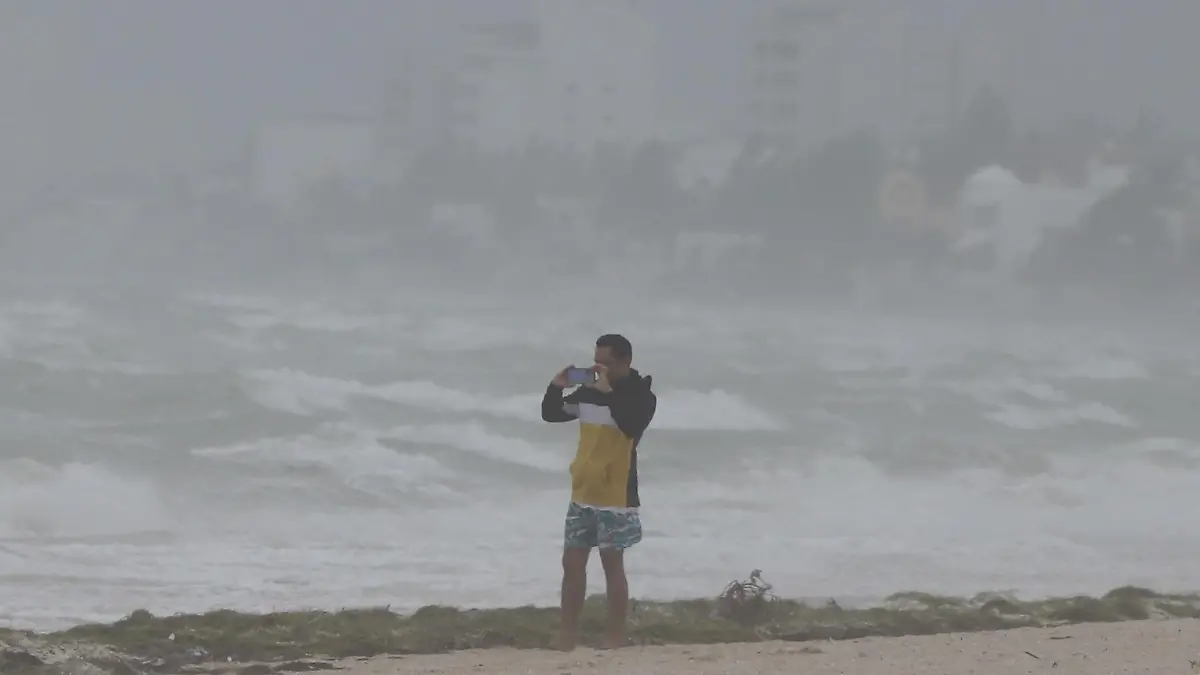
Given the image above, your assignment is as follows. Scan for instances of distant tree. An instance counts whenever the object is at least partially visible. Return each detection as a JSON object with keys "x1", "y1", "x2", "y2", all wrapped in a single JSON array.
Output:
[
  {"x1": 403, "y1": 145, "x2": 465, "y2": 204},
  {"x1": 1041, "y1": 114, "x2": 1106, "y2": 186},
  {"x1": 796, "y1": 129, "x2": 888, "y2": 241},
  {"x1": 628, "y1": 140, "x2": 679, "y2": 207},
  {"x1": 920, "y1": 85, "x2": 1016, "y2": 203},
  {"x1": 708, "y1": 144, "x2": 761, "y2": 230},
  {"x1": 596, "y1": 140, "x2": 682, "y2": 229},
  {"x1": 1121, "y1": 108, "x2": 1167, "y2": 165},
  {"x1": 1024, "y1": 176, "x2": 1182, "y2": 294},
  {"x1": 490, "y1": 149, "x2": 538, "y2": 232},
  {"x1": 957, "y1": 85, "x2": 1014, "y2": 170},
  {"x1": 298, "y1": 174, "x2": 361, "y2": 231},
  {"x1": 1009, "y1": 129, "x2": 1044, "y2": 184},
  {"x1": 915, "y1": 133, "x2": 963, "y2": 207},
  {"x1": 521, "y1": 140, "x2": 589, "y2": 197}
]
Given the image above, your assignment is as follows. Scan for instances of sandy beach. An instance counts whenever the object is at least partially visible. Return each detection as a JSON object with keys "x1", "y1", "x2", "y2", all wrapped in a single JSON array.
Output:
[{"x1": 344, "y1": 619, "x2": 1199, "y2": 675}]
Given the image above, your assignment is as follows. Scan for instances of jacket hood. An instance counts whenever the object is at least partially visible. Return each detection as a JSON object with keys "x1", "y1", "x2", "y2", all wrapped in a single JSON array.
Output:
[{"x1": 623, "y1": 368, "x2": 652, "y2": 390}]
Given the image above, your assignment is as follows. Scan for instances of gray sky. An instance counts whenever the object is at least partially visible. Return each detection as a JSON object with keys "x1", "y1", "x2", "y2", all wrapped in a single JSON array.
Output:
[{"x1": 2, "y1": 0, "x2": 1199, "y2": 186}]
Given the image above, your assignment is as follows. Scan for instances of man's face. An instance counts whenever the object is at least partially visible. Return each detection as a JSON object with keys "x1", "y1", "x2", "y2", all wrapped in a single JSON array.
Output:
[{"x1": 594, "y1": 345, "x2": 629, "y2": 377}]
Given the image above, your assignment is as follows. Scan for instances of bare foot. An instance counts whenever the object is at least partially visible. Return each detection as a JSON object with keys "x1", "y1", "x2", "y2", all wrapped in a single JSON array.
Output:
[{"x1": 557, "y1": 632, "x2": 577, "y2": 652}]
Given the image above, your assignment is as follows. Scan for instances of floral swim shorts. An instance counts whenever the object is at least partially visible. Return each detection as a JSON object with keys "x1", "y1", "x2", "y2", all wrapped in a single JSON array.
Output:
[{"x1": 563, "y1": 502, "x2": 643, "y2": 551}]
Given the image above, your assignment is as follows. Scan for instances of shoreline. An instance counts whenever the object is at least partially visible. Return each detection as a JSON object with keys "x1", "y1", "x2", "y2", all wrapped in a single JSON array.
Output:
[
  {"x1": 352, "y1": 620, "x2": 1200, "y2": 674},
  {"x1": 2, "y1": 584, "x2": 1198, "y2": 674}
]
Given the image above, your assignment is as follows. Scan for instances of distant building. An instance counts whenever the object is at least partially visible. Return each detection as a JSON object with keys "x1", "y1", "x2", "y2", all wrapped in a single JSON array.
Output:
[
  {"x1": 743, "y1": 1, "x2": 961, "y2": 150},
  {"x1": 746, "y1": 1, "x2": 843, "y2": 149},
  {"x1": 250, "y1": 117, "x2": 377, "y2": 215},
  {"x1": 443, "y1": 19, "x2": 543, "y2": 152},
  {"x1": 389, "y1": 1, "x2": 659, "y2": 154},
  {"x1": 532, "y1": 0, "x2": 659, "y2": 152},
  {"x1": 378, "y1": 51, "x2": 438, "y2": 178},
  {"x1": 897, "y1": 10, "x2": 961, "y2": 144}
]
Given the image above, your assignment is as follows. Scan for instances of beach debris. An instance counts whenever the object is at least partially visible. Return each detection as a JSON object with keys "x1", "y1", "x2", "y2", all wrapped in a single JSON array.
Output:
[{"x1": 716, "y1": 569, "x2": 779, "y2": 625}]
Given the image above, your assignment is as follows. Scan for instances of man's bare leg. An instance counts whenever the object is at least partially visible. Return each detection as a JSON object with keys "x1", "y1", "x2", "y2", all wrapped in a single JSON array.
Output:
[
  {"x1": 598, "y1": 548, "x2": 629, "y2": 649},
  {"x1": 558, "y1": 547, "x2": 590, "y2": 651}
]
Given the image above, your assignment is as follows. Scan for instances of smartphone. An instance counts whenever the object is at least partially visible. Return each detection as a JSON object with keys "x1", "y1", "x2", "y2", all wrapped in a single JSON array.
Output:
[{"x1": 566, "y1": 366, "x2": 595, "y2": 386}]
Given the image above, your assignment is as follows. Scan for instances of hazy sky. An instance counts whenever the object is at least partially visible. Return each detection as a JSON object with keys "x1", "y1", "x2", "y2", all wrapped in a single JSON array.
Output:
[{"x1": 2, "y1": 0, "x2": 1199, "y2": 187}]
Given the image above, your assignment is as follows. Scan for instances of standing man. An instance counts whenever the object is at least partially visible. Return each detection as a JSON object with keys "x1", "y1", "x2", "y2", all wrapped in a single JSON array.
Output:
[{"x1": 541, "y1": 333, "x2": 656, "y2": 651}]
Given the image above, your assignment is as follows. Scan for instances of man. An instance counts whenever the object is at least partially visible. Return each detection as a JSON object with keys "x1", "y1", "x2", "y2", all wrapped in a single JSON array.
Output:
[{"x1": 541, "y1": 333, "x2": 656, "y2": 651}]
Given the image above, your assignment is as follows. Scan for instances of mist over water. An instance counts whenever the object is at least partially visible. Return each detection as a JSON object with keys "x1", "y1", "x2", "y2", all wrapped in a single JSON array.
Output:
[
  {"x1": 3, "y1": 1, "x2": 1200, "y2": 631},
  {"x1": 2, "y1": 283, "x2": 1198, "y2": 630}
]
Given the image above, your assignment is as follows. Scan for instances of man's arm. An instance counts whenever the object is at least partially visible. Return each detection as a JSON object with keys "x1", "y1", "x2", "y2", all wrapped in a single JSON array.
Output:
[
  {"x1": 541, "y1": 385, "x2": 580, "y2": 423},
  {"x1": 608, "y1": 384, "x2": 656, "y2": 439}
]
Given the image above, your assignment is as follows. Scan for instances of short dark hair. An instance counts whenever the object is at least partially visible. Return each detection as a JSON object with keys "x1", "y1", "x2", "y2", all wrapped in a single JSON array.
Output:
[{"x1": 596, "y1": 333, "x2": 633, "y2": 361}]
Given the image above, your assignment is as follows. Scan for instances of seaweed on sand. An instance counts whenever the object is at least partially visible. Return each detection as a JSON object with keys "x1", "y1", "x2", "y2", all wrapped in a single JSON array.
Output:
[{"x1": 5, "y1": 573, "x2": 1200, "y2": 671}]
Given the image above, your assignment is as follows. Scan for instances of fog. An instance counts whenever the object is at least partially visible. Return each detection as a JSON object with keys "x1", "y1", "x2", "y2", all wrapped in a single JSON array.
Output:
[
  {"x1": 4, "y1": 0, "x2": 1200, "y2": 637},
  {"x1": 1, "y1": 0, "x2": 1197, "y2": 314}
]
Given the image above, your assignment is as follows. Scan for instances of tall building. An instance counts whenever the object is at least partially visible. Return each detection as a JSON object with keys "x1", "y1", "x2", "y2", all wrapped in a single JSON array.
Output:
[
  {"x1": 393, "y1": 0, "x2": 659, "y2": 154},
  {"x1": 378, "y1": 50, "x2": 434, "y2": 177},
  {"x1": 743, "y1": 1, "x2": 961, "y2": 150},
  {"x1": 746, "y1": 1, "x2": 843, "y2": 149},
  {"x1": 443, "y1": 19, "x2": 542, "y2": 152},
  {"x1": 533, "y1": 0, "x2": 658, "y2": 152},
  {"x1": 898, "y1": 10, "x2": 961, "y2": 144}
]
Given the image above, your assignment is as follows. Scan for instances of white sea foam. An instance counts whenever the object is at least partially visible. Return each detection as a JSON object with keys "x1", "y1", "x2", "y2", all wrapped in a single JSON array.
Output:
[
  {"x1": 985, "y1": 401, "x2": 1136, "y2": 430},
  {"x1": 243, "y1": 368, "x2": 783, "y2": 432},
  {"x1": 5, "y1": 452, "x2": 1197, "y2": 630},
  {"x1": 380, "y1": 422, "x2": 565, "y2": 473},
  {"x1": 0, "y1": 460, "x2": 172, "y2": 538},
  {"x1": 652, "y1": 389, "x2": 782, "y2": 431},
  {"x1": 191, "y1": 429, "x2": 453, "y2": 489},
  {"x1": 943, "y1": 375, "x2": 1138, "y2": 430},
  {"x1": 1, "y1": 292, "x2": 1199, "y2": 631}
]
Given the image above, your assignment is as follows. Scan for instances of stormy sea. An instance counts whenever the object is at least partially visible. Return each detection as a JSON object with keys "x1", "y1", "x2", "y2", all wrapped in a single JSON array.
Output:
[{"x1": 1, "y1": 277, "x2": 1197, "y2": 631}]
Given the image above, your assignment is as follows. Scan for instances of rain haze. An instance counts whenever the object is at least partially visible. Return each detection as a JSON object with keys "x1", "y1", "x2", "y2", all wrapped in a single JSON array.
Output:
[{"x1": 2, "y1": 0, "x2": 1199, "y2": 642}]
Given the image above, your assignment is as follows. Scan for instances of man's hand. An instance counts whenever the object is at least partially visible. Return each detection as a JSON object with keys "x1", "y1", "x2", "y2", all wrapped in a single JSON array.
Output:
[
  {"x1": 551, "y1": 366, "x2": 572, "y2": 388},
  {"x1": 588, "y1": 364, "x2": 613, "y2": 393}
]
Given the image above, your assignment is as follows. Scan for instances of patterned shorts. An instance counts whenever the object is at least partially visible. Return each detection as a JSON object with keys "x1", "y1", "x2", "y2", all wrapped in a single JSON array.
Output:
[{"x1": 564, "y1": 502, "x2": 643, "y2": 551}]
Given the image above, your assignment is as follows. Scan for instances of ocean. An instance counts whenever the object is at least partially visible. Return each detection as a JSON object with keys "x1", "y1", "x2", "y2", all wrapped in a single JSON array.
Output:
[{"x1": 1, "y1": 282, "x2": 1198, "y2": 631}]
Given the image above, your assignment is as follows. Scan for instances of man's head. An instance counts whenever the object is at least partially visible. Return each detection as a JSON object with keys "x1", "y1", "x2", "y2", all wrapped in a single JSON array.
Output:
[{"x1": 594, "y1": 333, "x2": 633, "y2": 380}]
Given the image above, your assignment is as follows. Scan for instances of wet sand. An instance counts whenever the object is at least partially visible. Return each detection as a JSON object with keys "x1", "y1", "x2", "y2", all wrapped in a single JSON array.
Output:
[{"x1": 340, "y1": 619, "x2": 1199, "y2": 675}]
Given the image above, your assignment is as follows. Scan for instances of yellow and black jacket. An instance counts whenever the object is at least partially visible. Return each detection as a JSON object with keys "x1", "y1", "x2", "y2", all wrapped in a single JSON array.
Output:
[{"x1": 541, "y1": 370, "x2": 656, "y2": 509}]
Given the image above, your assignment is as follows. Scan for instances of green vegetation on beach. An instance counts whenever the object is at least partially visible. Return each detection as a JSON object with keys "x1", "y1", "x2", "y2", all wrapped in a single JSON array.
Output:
[{"x1": 4, "y1": 575, "x2": 1199, "y2": 671}]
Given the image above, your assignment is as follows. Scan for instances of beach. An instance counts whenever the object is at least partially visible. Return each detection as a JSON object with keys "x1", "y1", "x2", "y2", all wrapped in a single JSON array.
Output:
[
  {"x1": 3, "y1": 289, "x2": 1200, "y2": 675},
  {"x1": 4, "y1": 587, "x2": 1198, "y2": 675},
  {"x1": 348, "y1": 620, "x2": 1199, "y2": 675}
]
